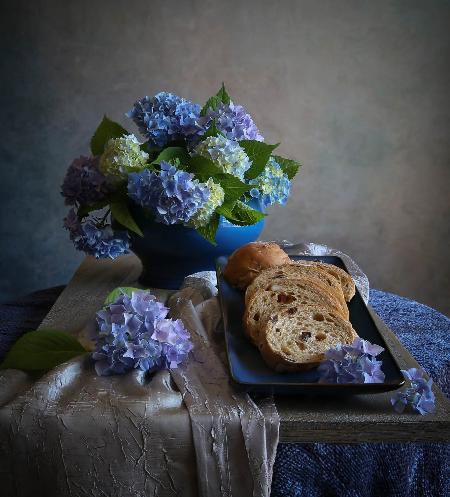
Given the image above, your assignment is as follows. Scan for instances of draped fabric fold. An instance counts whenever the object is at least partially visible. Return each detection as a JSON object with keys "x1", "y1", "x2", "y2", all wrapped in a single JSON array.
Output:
[{"x1": 168, "y1": 293, "x2": 279, "y2": 497}]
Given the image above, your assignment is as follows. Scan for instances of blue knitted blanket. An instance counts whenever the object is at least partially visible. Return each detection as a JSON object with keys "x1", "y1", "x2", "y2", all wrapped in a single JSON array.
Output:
[
  {"x1": 271, "y1": 290, "x2": 450, "y2": 497},
  {"x1": 0, "y1": 288, "x2": 449, "y2": 496}
]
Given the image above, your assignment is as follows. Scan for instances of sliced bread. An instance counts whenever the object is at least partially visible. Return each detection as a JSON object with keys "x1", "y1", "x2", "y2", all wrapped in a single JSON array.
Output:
[
  {"x1": 293, "y1": 260, "x2": 355, "y2": 302},
  {"x1": 258, "y1": 305, "x2": 358, "y2": 372},
  {"x1": 245, "y1": 264, "x2": 347, "y2": 316},
  {"x1": 243, "y1": 278, "x2": 349, "y2": 345}
]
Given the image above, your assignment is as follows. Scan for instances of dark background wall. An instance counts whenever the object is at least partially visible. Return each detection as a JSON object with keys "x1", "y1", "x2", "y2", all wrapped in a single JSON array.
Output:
[{"x1": 1, "y1": 0, "x2": 449, "y2": 316}]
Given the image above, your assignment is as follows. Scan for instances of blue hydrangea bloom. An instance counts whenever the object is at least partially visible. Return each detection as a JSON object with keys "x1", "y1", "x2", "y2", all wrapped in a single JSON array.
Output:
[
  {"x1": 203, "y1": 101, "x2": 264, "y2": 142},
  {"x1": 92, "y1": 290, "x2": 193, "y2": 376},
  {"x1": 127, "y1": 92, "x2": 203, "y2": 148},
  {"x1": 63, "y1": 209, "x2": 129, "y2": 259},
  {"x1": 194, "y1": 135, "x2": 251, "y2": 179},
  {"x1": 249, "y1": 157, "x2": 291, "y2": 207},
  {"x1": 391, "y1": 368, "x2": 436, "y2": 415},
  {"x1": 127, "y1": 161, "x2": 210, "y2": 225},
  {"x1": 61, "y1": 156, "x2": 111, "y2": 206},
  {"x1": 318, "y1": 338, "x2": 385, "y2": 384}
]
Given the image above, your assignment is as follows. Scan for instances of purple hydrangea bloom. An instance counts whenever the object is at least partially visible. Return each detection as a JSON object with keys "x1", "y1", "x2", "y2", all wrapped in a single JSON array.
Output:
[
  {"x1": 92, "y1": 290, "x2": 193, "y2": 376},
  {"x1": 61, "y1": 156, "x2": 111, "y2": 206},
  {"x1": 63, "y1": 209, "x2": 129, "y2": 259},
  {"x1": 203, "y1": 101, "x2": 264, "y2": 142},
  {"x1": 127, "y1": 161, "x2": 210, "y2": 225},
  {"x1": 127, "y1": 92, "x2": 203, "y2": 148},
  {"x1": 391, "y1": 368, "x2": 436, "y2": 415},
  {"x1": 318, "y1": 338, "x2": 385, "y2": 384}
]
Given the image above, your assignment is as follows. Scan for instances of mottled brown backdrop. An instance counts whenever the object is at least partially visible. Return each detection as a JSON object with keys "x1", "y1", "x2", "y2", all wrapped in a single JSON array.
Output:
[{"x1": 1, "y1": 0, "x2": 449, "y2": 315}]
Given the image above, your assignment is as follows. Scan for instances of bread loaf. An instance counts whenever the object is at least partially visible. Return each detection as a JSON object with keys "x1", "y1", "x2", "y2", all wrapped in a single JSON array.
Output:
[{"x1": 223, "y1": 242, "x2": 290, "y2": 289}]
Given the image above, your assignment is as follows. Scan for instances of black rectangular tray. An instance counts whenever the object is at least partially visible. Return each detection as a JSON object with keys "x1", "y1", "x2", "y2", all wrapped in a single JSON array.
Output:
[{"x1": 216, "y1": 255, "x2": 405, "y2": 395}]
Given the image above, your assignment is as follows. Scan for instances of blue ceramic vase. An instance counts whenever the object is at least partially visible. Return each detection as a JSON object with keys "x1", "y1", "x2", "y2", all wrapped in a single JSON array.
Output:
[{"x1": 128, "y1": 199, "x2": 265, "y2": 289}]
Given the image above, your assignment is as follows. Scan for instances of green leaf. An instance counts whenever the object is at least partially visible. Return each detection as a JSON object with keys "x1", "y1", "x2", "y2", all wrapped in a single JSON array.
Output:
[
  {"x1": 77, "y1": 190, "x2": 128, "y2": 219},
  {"x1": 110, "y1": 202, "x2": 143, "y2": 237},
  {"x1": 217, "y1": 82, "x2": 231, "y2": 105},
  {"x1": 200, "y1": 95, "x2": 222, "y2": 117},
  {"x1": 200, "y1": 83, "x2": 231, "y2": 116},
  {"x1": 215, "y1": 173, "x2": 251, "y2": 203},
  {"x1": 90, "y1": 115, "x2": 129, "y2": 156},
  {"x1": 186, "y1": 155, "x2": 223, "y2": 180},
  {"x1": 151, "y1": 146, "x2": 190, "y2": 166},
  {"x1": 196, "y1": 213, "x2": 219, "y2": 245},
  {"x1": 241, "y1": 140, "x2": 279, "y2": 180},
  {"x1": 104, "y1": 286, "x2": 142, "y2": 306},
  {"x1": 215, "y1": 200, "x2": 236, "y2": 219},
  {"x1": 0, "y1": 329, "x2": 86, "y2": 372},
  {"x1": 217, "y1": 200, "x2": 265, "y2": 226},
  {"x1": 272, "y1": 155, "x2": 301, "y2": 179}
]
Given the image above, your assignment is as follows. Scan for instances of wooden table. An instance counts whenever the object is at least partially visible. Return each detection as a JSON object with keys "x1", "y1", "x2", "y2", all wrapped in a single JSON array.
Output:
[{"x1": 40, "y1": 255, "x2": 450, "y2": 443}]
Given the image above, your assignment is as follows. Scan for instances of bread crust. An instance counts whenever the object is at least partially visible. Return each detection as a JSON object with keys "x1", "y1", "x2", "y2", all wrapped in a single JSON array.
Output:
[
  {"x1": 293, "y1": 261, "x2": 355, "y2": 302},
  {"x1": 246, "y1": 265, "x2": 347, "y2": 317},
  {"x1": 223, "y1": 242, "x2": 290, "y2": 289}
]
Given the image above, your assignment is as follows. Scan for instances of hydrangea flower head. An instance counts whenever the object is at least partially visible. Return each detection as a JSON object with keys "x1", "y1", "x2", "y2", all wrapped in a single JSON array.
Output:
[
  {"x1": 318, "y1": 338, "x2": 385, "y2": 384},
  {"x1": 249, "y1": 157, "x2": 291, "y2": 208},
  {"x1": 127, "y1": 92, "x2": 203, "y2": 148},
  {"x1": 63, "y1": 209, "x2": 129, "y2": 259},
  {"x1": 61, "y1": 156, "x2": 112, "y2": 206},
  {"x1": 92, "y1": 290, "x2": 193, "y2": 376},
  {"x1": 391, "y1": 368, "x2": 436, "y2": 415},
  {"x1": 127, "y1": 161, "x2": 210, "y2": 225},
  {"x1": 190, "y1": 178, "x2": 224, "y2": 228},
  {"x1": 203, "y1": 101, "x2": 263, "y2": 142},
  {"x1": 99, "y1": 134, "x2": 149, "y2": 180},
  {"x1": 194, "y1": 135, "x2": 251, "y2": 179}
]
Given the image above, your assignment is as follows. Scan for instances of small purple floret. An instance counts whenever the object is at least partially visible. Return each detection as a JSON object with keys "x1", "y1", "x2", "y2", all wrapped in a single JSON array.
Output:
[
  {"x1": 203, "y1": 101, "x2": 264, "y2": 142},
  {"x1": 61, "y1": 156, "x2": 111, "y2": 206},
  {"x1": 63, "y1": 209, "x2": 129, "y2": 259},
  {"x1": 318, "y1": 338, "x2": 385, "y2": 384},
  {"x1": 390, "y1": 368, "x2": 436, "y2": 415}
]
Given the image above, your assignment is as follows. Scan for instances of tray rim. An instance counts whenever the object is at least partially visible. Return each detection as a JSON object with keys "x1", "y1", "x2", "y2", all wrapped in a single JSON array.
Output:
[{"x1": 216, "y1": 255, "x2": 405, "y2": 392}]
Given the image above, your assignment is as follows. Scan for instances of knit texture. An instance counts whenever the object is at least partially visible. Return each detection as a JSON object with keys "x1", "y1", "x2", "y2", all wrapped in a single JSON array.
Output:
[{"x1": 271, "y1": 289, "x2": 450, "y2": 497}]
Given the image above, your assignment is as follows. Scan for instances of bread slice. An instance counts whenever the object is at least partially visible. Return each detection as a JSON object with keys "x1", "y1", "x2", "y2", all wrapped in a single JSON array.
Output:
[
  {"x1": 258, "y1": 305, "x2": 358, "y2": 372},
  {"x1": 243, "y1": 279, "x2": 349, "y2": 345},
  {"x1": 245, "y1": 264, "x2": 347, "y2": 316},
  {"x1": 293, "y1": 260, "x2": 355, "y2": 302}
]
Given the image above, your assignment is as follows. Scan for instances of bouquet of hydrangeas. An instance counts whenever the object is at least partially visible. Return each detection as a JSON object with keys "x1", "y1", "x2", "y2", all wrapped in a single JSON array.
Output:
[{"x1": 61, "y1": 84, "x2": 301, "y2": 258}]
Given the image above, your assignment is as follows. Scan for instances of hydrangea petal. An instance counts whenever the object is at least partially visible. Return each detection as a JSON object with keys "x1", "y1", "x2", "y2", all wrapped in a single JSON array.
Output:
[{"x1": 318, "y1": 338, "x2": 385, "y2": 384}]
